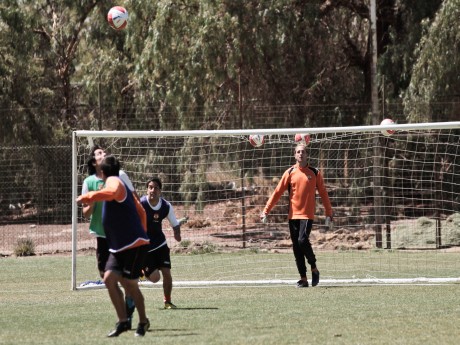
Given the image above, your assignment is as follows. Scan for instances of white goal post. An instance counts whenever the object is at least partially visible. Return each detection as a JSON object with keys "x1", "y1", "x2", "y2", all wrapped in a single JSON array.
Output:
[{"x1": 72, "y1": 122, "x2": 460, "y2": 290}]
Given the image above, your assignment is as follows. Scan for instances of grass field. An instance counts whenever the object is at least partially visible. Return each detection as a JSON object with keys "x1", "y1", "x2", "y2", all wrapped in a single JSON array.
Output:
[{"x1": 1, "y1": 255, "x2": 459, "y2": 345}]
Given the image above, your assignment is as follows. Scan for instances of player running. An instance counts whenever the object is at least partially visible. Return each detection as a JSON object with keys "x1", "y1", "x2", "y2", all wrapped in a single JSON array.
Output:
[{"x1": 140, "y1": 177, "x2": 186, "y2": 309}]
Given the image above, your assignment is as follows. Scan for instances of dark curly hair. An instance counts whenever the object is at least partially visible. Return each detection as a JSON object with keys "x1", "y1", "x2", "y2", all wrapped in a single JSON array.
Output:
[{"x1": 86, "y1": 145, "x2": 103, "y2": 175}]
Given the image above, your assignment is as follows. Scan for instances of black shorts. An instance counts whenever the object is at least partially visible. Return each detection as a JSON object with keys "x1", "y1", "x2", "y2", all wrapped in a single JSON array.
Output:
[
  {"x1": 143, "y1": 245, "x2": 171, "y2": 278},
  {"x1": 105, "y1": 245, "x2": 148, "y2": 280},
  {"x1": 96, "y1": 237, "x2": 110, "y2": 274}
]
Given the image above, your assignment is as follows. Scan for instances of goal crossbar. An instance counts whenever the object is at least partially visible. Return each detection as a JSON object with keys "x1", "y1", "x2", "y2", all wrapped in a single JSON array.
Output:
[{"x1": 75, "y1": 121, "x2": 460, "y2": 138}]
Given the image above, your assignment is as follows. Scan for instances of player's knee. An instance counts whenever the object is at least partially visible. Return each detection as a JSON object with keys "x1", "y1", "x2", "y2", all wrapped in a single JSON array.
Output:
[
  {"x1": 147, "y1": 269, "x2": 161, "y2": 283},
  {"x1": 298, "y1": 238, "x2": 308, "y2": 247},
  {"x1": 103, "y1": 272, "x2": 118, "y2": 287}
]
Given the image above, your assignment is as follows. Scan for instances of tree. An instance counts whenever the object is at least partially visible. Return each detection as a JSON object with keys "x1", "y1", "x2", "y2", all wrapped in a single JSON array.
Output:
[
  {"x1": 404, "y1": 0, "x2": 460, "y2": 122},
  {"x1": 0, "y1": 0, "x2": 107, "y2": 144},
  {"x1": 0, "y1": 0, "x2": 456, "y2": 146}
]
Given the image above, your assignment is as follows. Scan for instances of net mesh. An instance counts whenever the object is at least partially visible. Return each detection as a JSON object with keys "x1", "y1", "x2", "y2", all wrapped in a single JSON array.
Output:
[{"x1": 72, "y1": 124, "x2": 460, "y2": 288}]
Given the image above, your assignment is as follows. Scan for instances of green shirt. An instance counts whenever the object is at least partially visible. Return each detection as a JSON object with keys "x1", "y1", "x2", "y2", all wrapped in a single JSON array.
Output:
[{"x1": 81, "y1": 175, "x2": 105, "y2": 237}]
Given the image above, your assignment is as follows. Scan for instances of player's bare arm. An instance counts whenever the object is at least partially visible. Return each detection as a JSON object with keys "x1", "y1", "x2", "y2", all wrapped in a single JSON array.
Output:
[
  {"x1": 77, "y1": 177, "x2": 125, "y2": 204},
  {"x1": 173, "y1": 225, "x2": 181, "y2": 242},
  {"x1": 82, "y1": 203, "x2": 95, "y2": 218}
]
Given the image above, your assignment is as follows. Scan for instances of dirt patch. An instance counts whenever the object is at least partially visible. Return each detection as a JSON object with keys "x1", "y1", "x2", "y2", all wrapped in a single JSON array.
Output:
[
  {"x1": 2, "y1": 200, "x2": 459, "y2": 257},
  {"x1": 0, "y1": 221, "x2": 376, "y2": 258}
]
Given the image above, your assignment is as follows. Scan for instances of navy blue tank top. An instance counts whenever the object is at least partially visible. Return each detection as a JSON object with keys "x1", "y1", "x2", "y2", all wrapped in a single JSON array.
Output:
[
  {"x1": 102, "y1": 178, "x2": 149, "y2": 252},
  {"x1": 140, "y1": 196, "x2": 170, "y2": 250}
]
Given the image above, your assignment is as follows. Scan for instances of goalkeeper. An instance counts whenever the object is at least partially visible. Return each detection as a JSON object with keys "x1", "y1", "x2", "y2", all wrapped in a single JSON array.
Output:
[
  {"x1": 140, "y1": 177, "x2": 186, "y2": 309},
  {"x1": 260, "y1": 143, "x2": 333, "y2": 288}
]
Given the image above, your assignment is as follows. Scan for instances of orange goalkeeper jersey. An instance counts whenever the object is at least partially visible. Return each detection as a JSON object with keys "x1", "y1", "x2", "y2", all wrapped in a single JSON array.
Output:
[{"x1": 263, "y1": 164, "x2": 332, "y2": 220}]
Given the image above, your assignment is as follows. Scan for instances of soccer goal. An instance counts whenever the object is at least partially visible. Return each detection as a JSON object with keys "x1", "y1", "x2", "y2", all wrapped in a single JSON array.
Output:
[{"x1": 72, "y1": 121, "x2": 460, "y2": 290}]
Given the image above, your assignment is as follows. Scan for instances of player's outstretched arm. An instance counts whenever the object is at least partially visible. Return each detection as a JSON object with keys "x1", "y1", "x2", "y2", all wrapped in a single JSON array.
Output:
[
  {"x1": 172, "y1": 225, "x2": 181, "y2": 242},
  {"x1": 76, "y1": 177, "x2": 124, "y2": 204},
  {"x1": 168, "y1": 205, "x2": 185, "y2": 242}
]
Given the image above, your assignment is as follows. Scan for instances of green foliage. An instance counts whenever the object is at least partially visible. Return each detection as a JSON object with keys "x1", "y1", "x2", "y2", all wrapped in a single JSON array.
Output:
[
  {"x1": 378, "y1": 0, "x2": 443, "y2": 100},
  {"x1": 175, "y1": 239, "x2": 217, "y2": 254},
  {"x1": 0, "y1": 0, "x2": 458, "y2": 146},
  {"x1": 404, "y1": 0, "x2": 460, "y2": 122},
  {"x1": 0, "y1": 0, "x2": 108, "y2": 144},
  {"x1": 392, "y1": 214, "x2": 460, "y2": 248},
  {"x1": 190, "y1": 241, "x2": 217, "y2": 255},
  {"x1": 178, "y1": 239, "x2": 191, "y2": 248},
  {"x1": 14, "y1": 237, "x2": 35, "y2": 256}
]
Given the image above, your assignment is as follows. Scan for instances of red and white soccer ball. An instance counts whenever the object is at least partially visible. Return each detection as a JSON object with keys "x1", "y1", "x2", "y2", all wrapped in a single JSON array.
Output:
[
  {"x1": 107, "y1": 6, "x2": 129, "y2": 30},
  {"x1": 249, "y1": 134, "x2": 265, "y2": 147},
  {"x1": 294, "y1": 133, "x2": 311, "y2": 145},
  {"x1": 380, "y1": 118, "x2": 395, "y2": 137}
]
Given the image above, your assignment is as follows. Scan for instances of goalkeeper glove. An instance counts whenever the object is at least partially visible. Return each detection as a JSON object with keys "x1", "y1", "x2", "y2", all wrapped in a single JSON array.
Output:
[
  {"x1": 178, "y1": 216, "x2": 189, "y2": 225},
  {"x1": 260, "y1": 213, "x2": 268, "y2": 223},
  {"x1": 325, "y1": 216, "x2": 333, "y2": 230}
]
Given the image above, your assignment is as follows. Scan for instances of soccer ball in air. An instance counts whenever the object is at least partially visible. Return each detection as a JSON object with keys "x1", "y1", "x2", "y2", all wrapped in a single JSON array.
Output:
[
  {"x1": 294, "y1": 133, "x2": 311, "y2": 145},
  {"x1": 107, "y1": 6, "x2": 128, "y2": 30},
  {"x1": 380, "y1": 118, "x2": 395, "y2": 137},
  {"x1": 249, "y1": 134, "x2": 265, "y2": 147}
]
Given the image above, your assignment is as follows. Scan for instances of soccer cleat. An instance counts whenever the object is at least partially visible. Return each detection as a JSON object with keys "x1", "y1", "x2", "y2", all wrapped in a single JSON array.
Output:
[
  {"x1": 164, "y1": 301, "x2": 177, "y2": 309},
  {"x1": 296, "y1": 279, "x2": 309, "y2": 288},
  {"x1": 107, "y1": 321, "x2": 130, "y2": 337},
  {"x1": 312, "y1": 270, "x2": 320, "y2": 287},
  {"x1": 135, "y1": 319, "x2": 150, "y2": 337}
]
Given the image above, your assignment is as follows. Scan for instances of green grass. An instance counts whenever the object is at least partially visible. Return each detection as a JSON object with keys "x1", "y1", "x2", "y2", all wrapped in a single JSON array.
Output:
[{"x1": 1, "y1": 255, "x2": 459, "y2": 345}]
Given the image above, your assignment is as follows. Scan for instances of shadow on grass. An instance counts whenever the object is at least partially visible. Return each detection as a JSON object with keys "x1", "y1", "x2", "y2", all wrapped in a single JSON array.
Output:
[{"x1": 159, "y1": 307, "x2": 219, "y2": 310}]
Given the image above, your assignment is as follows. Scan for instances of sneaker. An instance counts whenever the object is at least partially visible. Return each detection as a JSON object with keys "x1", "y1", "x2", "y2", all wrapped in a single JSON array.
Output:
[
  {"x1": 107, "y1": 321, "x2": 130, "y2": 337},
  {"x1": 312, "y1": 270, "x2": 320, "y2": 287},
  {"x1": 164, "y1": 301, "x2": 177, "y2": 309},
  {"x1": 135, "y1": 319, "x2": 150, "y2": 337},
  {"x1": 296, "y1": 279, "x2": 309, "y2": 288}
]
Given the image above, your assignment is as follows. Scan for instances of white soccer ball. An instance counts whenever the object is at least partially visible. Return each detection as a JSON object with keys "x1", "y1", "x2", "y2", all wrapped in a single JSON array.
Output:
[
  {"x1": 380, "y1": 118, "x2": 395, "y2": 137},
  {"x1": 294, "y1": 133, "x2": 311, "y2": 145},
  {"x1": 107, "y1": 6, "x2": 128, "y2": 30},
  {"x1": 249, "y1": 134, "x2": 265, "y2": 147}
]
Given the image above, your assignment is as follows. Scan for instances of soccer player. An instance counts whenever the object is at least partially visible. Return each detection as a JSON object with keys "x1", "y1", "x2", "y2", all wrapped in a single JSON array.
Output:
[
  {"x1": 140, "y1": 177, "x2": 185, "y2": 309},
  {"x1": 260, "y1": 143, "x2": 333, "y2": 288},
  {"x1": 77, "y1": 155, "x2": 150, "y2": 337},
  {"x1": 81, "y1": 145, "x2": 137, "y2": 326}
]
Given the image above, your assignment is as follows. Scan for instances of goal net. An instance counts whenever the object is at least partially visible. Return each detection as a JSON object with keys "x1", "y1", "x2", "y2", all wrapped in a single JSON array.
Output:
[{"x1": 72, "y1": 122, "x2": 460, "y2": 289}]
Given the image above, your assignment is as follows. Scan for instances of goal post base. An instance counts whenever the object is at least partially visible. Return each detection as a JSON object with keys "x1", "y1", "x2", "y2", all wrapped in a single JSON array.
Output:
[{"x1": 75, "y1": 277, "x2": 460, "y2": 290}]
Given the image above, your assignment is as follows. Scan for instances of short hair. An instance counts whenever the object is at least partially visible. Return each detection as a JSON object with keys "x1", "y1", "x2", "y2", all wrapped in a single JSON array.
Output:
[
  {"x1": 146, "y1": 177, "x2": 162, "y2": 189},
  {"x1": 87, "y1": 145, "x2": 102, "y2": 175},
  {"x1": 101, "y1": 155, "x2": 120, "y2": 178},
  {"x1": 294, "y1": 143, "x2": 307, "y2": 152}
]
